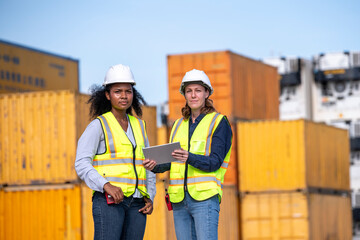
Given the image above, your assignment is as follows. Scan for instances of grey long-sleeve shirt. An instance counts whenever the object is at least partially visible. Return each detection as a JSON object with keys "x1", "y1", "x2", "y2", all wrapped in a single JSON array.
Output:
[{"x1": 75, "y1": 117, "x2": 156, "y2": 202}]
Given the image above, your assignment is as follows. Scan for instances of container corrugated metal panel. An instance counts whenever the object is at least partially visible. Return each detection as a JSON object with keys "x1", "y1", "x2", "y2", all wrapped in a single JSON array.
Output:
[
  {"x1": 167, "y1": 50, "x2": 279, "y2": 123},
  {"x1": 156, "y1": 126, "x2": 170, "y2": 181},
  {"x1": 0, "y1": 40, "x2": 79, "y2": 93},
  {"x1": 218, "y1": 185, "x2": 240, "y2": 240},
  {"x1": 0, "y1": 184, "x2": 82, "y2": 240},
  {"x1": 80, "y1": 183, "x2": 94, "y2": 240},
  {"x1": 144, "y1": 181, "x2": 176, "y2": 240},
  {"x1": 139, "y1": 106, "x2": 158, "y2": 146},
  {"x1": 0, "y1": 91, "x2": 90, "y2": 185},
  {"x1": 238, "y1": 120, "x2": 350, "y2": 192},
  {"x1": 224, "y1": 122, "x2": 238, "y2": 185},
  {"x1": 241, "y1": 192, "x2": 352, "y2": 240},
  {"x1": 157, "y1": 126, "x2": 169, "y2": 145}
]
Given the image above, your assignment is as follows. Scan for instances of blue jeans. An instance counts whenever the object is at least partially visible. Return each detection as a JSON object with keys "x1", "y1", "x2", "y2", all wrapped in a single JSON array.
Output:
[
  {"x1": 92, "y1": 192, "x2": 147, "y2": 240},
  {"x1": 172, "y1": 192, "x2": 220, "y2": 240}
]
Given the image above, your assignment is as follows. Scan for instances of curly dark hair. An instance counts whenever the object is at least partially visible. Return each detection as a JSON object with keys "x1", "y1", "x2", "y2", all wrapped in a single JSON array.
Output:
[{"x1": 88, "y1": 84, "x2": 147, "y2": 120}]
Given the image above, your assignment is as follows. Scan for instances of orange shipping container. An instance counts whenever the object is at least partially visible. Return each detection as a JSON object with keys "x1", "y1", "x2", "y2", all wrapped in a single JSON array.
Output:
[
  {"x1": 167, "y1": 50, "x2": 279, "y2": 123},
  {"x1": 0, "y1": 91, "x2": 90, "y2": 185},
  {"x1": 0, "y1": 184, "x2": 82, "y2": 240},
  {"x1": 241, "y1": 191, "x2": 352, "y2": 240},
  {"x1": 0, "y1": 40, "x2": 79, "y2": 93},
  {"x1": 238, "y1": 120, "x2": 350, "y2": 193}
]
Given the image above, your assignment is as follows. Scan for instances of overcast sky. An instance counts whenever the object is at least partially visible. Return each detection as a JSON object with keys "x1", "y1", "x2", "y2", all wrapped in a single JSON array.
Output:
[{"x1": 1, "y1": 0, "x2": 359, "y2": 106}]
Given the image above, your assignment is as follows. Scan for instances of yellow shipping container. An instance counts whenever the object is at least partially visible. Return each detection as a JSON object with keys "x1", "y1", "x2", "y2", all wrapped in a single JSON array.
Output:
[
  {"x1": 0, "y1": 40, "x2": 79, "y2": 93},
  {"x1": 0, "y1": 184, "x2": 82, "y2": 240},
  {"x1": 0, "y1": 91, "x2": 90, "y2": 185},
  {"x1": 140, "y1": 106, "x2": 157, "y2": 146},
  {"x1": 238, "y1": 120, "x2": 350, "y2": 192},
  {"x1": 0, "y1": 90, "x2": 158, "y2": 186},
  {"x1": 241, "y1": 191, "x2": 352, "y2": 240},
  {"x1": 81, "y1": 183, "x2": 94, "y2": 240},
  {"x1": 218, "y1": 185, "x2": 240, "y2": 240}
]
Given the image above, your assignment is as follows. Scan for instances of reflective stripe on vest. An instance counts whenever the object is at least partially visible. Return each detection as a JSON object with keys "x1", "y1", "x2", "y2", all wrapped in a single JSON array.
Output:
[
  {"x1": 168, "y1": 112, "x2": 231, "y2": 203},
  {"x1": 93, "y1": 112, "x2": 150, "y2": 197}
]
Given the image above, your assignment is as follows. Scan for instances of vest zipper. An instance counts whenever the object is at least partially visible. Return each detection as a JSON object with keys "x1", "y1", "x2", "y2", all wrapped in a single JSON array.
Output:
[
  {"x1": 128, "y1": 121, "x2": 138, "y2": 191},
  {"x1": 132, "y1": 145, "x2": 139, "y2": 190},
  {"x1": 184, "y1": 135, "x2": 190, "y2": 192}
]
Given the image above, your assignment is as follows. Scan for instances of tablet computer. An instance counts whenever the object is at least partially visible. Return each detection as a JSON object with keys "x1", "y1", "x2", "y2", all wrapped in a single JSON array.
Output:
[{"x1": 142, "y1": 142, "x2": 181, "y2": 164}]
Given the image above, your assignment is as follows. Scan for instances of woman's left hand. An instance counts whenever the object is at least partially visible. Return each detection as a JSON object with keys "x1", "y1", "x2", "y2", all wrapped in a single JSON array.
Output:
[
  {"x1": 139, "y1": 197, "x2": 153, "y2": 215},
  {"x1": 172, "y1": 148, "x2": 189, "y2": 163}
]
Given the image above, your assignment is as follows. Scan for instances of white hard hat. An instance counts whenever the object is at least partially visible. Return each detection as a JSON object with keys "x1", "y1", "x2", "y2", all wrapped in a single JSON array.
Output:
[
  {"x1": 179, "y1": 69, "x2": 213, "y2": 96},
  {"x1": 103, "y1": 64, "x2": 136, "y2": 86}
]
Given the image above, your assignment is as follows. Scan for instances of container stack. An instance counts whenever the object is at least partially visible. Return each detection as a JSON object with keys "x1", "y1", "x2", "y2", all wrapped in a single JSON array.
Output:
[
  {"x1": 0, "y1": 89, "x2": 160, "y2": 239},
  {"x1": 237, "y1": 120, "x2": 352, "y2": 239},
  {"x1": 0, "y1": 90, "x2": 90, "y2": 239}
]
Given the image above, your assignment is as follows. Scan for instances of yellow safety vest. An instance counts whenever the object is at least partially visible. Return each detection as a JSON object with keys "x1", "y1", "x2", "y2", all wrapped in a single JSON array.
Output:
[
  {"x1": 168, "y1": 112, "x2": 232, "y2": 203},
  {"x1": 93, "y1": 111, "x2": 150, "y2": 198}
]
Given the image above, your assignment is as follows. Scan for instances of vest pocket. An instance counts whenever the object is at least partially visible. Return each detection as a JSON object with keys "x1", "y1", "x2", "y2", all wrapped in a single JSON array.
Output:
[{"x1": 190, "y1": 140, "x2": 206, "y2": 154}]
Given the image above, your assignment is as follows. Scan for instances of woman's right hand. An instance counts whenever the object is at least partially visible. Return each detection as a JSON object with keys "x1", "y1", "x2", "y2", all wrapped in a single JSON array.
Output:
[
  {"x1": 103, "y1": 182, "x2": 124, "y2": 204},
  {"x1": 143, "y1": 159, "x2": 157, "y2": 171}
]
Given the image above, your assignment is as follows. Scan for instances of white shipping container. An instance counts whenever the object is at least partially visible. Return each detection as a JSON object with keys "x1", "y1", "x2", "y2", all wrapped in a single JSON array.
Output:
[
  {"x1": 263, "y1": 57, "x2": 314, "y2": 120},
  {"x1": 312, "y1": 51, "x2": 360, "y2": 122}
]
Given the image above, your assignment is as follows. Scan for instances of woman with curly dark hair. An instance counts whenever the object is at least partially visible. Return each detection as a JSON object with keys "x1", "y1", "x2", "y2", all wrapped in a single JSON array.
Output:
[{"x1": 75, "y1": 64, "x2": 156, "y2": 240}]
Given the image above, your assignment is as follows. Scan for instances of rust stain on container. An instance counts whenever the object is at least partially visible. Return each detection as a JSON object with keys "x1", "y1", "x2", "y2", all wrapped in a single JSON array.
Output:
[
  {"x1": 237, "y1": 120, "x2": 350, "y2": 192},
  {"x1": 167, "y1": 50, "x2": 279, "y2": 124},
  {"x1": 241, "y1": 192, "x2": 352, "y2": 240},
  {"x1": 0, "y1": 184, "x2": 82, "y2": 240}
]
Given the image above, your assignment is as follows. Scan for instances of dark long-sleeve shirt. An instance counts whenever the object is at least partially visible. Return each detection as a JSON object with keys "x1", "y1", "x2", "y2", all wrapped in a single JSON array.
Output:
[{"x1": 153, "y1": 113, "x2": 232, "y2": 173}]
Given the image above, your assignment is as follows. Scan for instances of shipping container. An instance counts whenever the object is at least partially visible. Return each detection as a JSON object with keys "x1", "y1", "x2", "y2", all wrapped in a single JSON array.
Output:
[
  {"x1": 312, "y1": 51, "x2": 360, "y2": 122},
  {"x1": 139, "y1": 106, "x2": 158, "y2": 146},
  {"x1": 0, "y1": 40, "x2": 79, "y2": 93},
  {"x1": 80, "y1": 183, "x2": 94, "y2": 240},
  {"x1": 144, "y1": 180, "x2": 176, "y2": 240},
  {"x1": 0, "y1": 90, "x2": 158, "y2": 186},
  {"x1": 156, "y1": 126, "x2": 170, "y2": 181},
  {"x1": 224, "y1": 122, "x2": 238, "y2": 185},
  {"x1": 263, "y1": 57, "x2": 314, "y2": 121},
  {"x1": 241, "y1": 191, "x2": 352, "y2": 240},
  {"x1": 238, "y1": 120, "x2": 350, "y2": 192},
  {"x1": 167, "y1": 50, "x2": 279, "y2": 123},
  {"x1": 0, "y1": 91, "x2": 90, "y2": 185},
  {"x1": 0, "y1": 184, "x2": 82, "y2": 240},
  {"x1": 218, "y1": 185, "x2": 240, "y2": 240}
]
